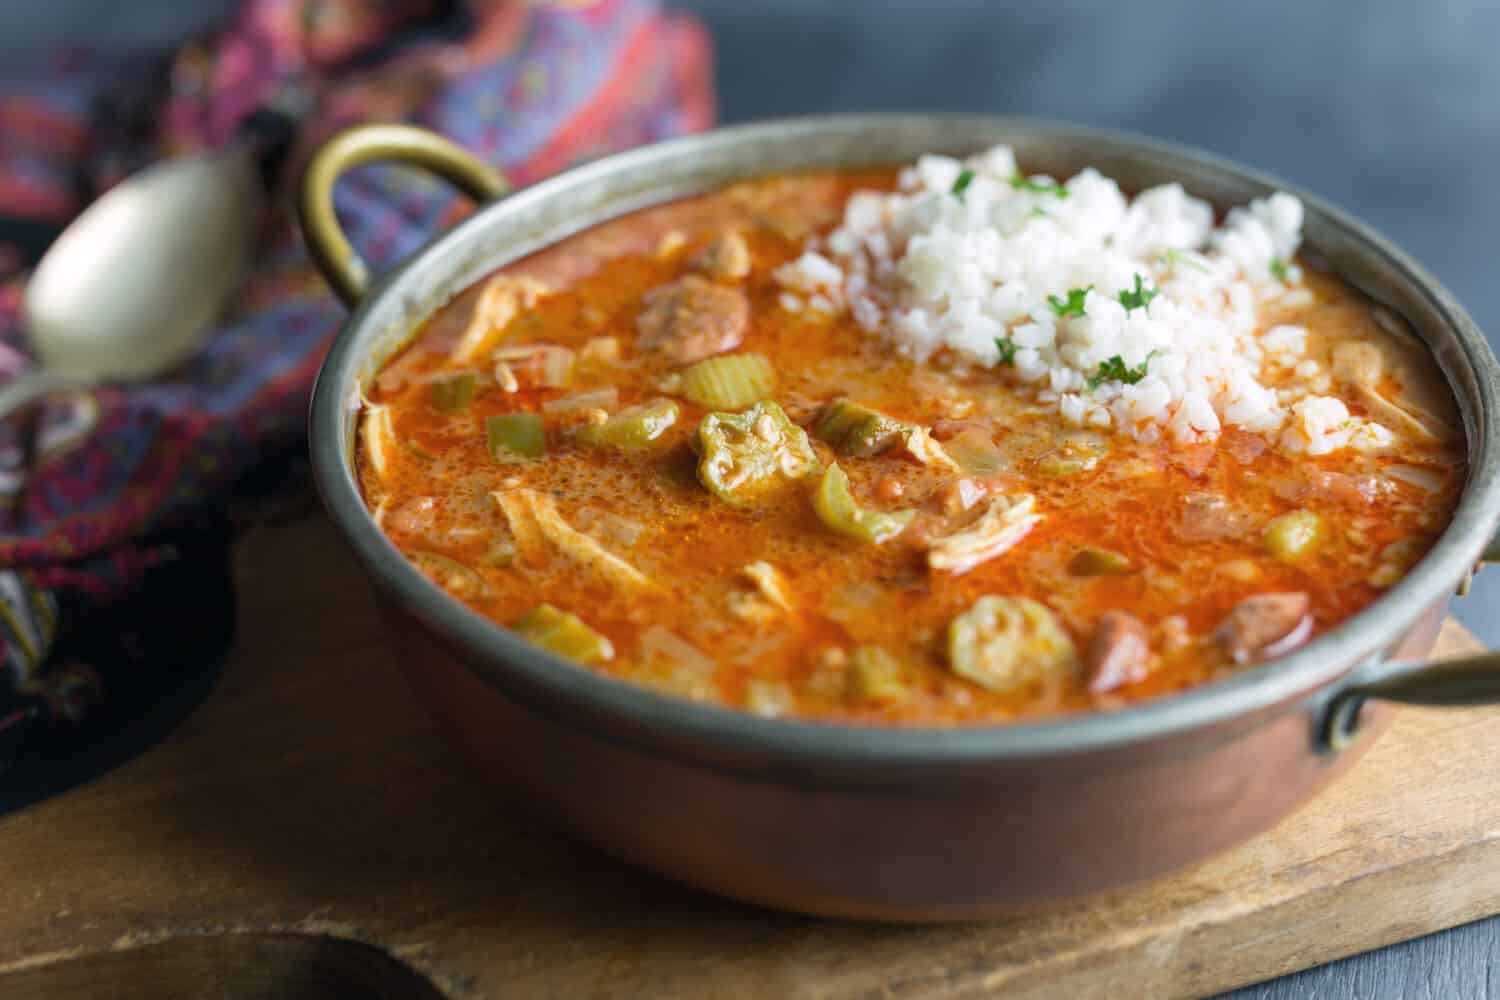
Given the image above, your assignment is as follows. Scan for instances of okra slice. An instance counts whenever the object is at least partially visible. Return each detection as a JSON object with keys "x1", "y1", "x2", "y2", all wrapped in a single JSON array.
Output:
[{"x1": 811, "y1": 463, "x2": 915, "y2": 544}]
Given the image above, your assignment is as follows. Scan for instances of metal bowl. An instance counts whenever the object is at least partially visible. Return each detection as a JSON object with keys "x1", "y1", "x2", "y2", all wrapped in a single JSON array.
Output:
[{"x1": 301, "y1": 115, "x2": 1500, "y2": 920}]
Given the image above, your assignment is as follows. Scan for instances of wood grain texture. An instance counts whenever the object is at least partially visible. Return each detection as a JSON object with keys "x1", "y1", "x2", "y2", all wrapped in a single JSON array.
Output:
[{"x1": 0, "y1": 514, "x2": 1494, "y2": 1000}]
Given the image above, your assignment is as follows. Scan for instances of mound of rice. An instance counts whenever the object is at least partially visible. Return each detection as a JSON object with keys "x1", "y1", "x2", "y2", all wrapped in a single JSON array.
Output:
[{"x1": 774, "y1": 146, "x2": 1390, "y2": 456}]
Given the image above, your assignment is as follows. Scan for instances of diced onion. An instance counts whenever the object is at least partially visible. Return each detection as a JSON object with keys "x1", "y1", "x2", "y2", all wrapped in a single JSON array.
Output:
[
  {"x1": 512, "y1": 603, "x2": 614, "y2": 665},
  {"x1": 404, "y1": 549, "x2": 489, "y2": 600},
  {"x1": 542, "y1": 387, "x2": 619, "y2": 415},
  {"x1": 493, "y1": 343, "x2": 576, "y2": 388},
  {"x1": 639, "y1": 626, "x2": 716, "y2": 676},
  {"x1": 578, "y1": 336, "x2": 622, "y2": 369},
  {"x1": 575, "y1": 507, "x2": 645, "y2": 547},
  {"x1": 1386, "y1": 464, "x2": 1443, "y2": 493},
  {"x1": 538, "y1": 346, "x2": 575, "y2": 388},
  {"x1": 451, "y1": 275, "x2": 549, "y2": 363}
]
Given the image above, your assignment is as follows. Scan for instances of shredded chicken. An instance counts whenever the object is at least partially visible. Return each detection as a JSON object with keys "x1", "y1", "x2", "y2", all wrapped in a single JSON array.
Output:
[
  {"x1": 693, "y1": 230, "x2": 752, "y2": 281},
  {"x1": 742, "y1": 561, "x2": 795, "y2": 611},
  {"x1": 727, "y1": 561, "x2": 795, "y2": 621},
  {"x1": 574, "y1": 507, "x2": 645, "y2": 548},
  {"x1": 927, "y1": 494, "x2": 1041, "y2": 575},
  {"x1": 493, "y1": 489, "x2": 652, "y2": 590},
  {"x1": 935, "y1": 478, "x2": 987, "y2": 515},
  {"x1": 1329, "y1": 341, "x2": 1382, "y2": 384},
  {"x1": 1330, "y1": 341, "x2": 1438, "y2": 440},
  {"x1": 901, "y1": 426, "x2": 962, "y2": 472},
  {"x1": 450, "y1": 275, "x2": 550, "y2": 364},
  {"x1": 492, "y1": 490, "x2": 548, "y2": 565},
  {"x1": 362, "y1": 404, "x2": 395, "y2": 480}
]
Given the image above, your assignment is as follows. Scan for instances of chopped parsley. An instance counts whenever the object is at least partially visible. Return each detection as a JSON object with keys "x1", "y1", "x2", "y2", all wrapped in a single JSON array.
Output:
[
  {"x1": 1087, "y1": 352, "x2": 1156, "y2": 390},
  {"x1": 951, "y1": 168, "x2": 975, "y2": 199},
  {"x1": 1011, "y1": 175, "x2": 1070, "y2": 199},
  {"x1": 1047, "y1": 285, "x2": 1092, "y2": 318},
  {"x1": 1269, "y1": 256, "x2": 1289, "y2": 283},
  {"x1": 994, "y1": 335, "x2": 1019, "y2": 366},
  {"x1": 1116, "y1": 273, "x2": 1159, "y2": 313}
]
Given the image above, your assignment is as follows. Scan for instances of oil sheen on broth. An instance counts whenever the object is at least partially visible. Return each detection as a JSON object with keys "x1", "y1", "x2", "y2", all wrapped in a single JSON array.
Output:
[{"x1": 358, "y1": 155, "x2": 1463, "y2": 725}]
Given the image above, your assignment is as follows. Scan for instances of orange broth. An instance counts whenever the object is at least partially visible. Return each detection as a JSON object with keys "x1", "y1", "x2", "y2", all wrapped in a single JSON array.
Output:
[{"x1": 358, "y1": 170, "x2": 1465, "y2": 724}]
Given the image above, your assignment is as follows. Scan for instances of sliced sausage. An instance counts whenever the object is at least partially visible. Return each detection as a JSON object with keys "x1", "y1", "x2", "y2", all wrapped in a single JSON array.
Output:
[
  {"x1": 636, "y1": 275, "x2": 748, "y2": 364},
  {"x1": 1086, "y1": 610, "x2": 1151, "y2": 694},
  {"x1": 1168, "y1": 443, "x2": 1215, "y2": 479},
  {"x1": 1178, "y1": 492, "x2": 1254, "y2": 542},
  {"x1": 1214, "y1": 592, "x2": 1312, "y2": 664}
]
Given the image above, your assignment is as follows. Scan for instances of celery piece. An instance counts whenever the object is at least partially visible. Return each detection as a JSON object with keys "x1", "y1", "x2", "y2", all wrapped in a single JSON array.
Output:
[
  {"x1": 745, "y1": 678, "x2": 793, "y2": 717},
  {"x1": 513, "y1": 603, "x2": 614, "y2": 665},
  {"x1": 678, "y1": 353, "x2": 775, "y2": 410},
  {"x1": 485, "y1": 413, "x2": 545, "y2": 462},
  {"x1": 1263, "y1": 509, "x2": 1324, "y2": 563},
  {"x1": 405, "y1": 550, "x2": 489, "y2": 601},
  {"x1": 430, "y1": 373, "x2": 478, "y2": 413},
  {"x1": 846, "y1": 646, "x2": 909, "y2": 703}
]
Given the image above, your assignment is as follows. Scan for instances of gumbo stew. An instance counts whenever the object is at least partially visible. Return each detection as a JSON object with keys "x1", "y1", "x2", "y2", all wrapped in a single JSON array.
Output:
[{"x1": 357, "y1": 148, "x2": 1464, "y2": 724}]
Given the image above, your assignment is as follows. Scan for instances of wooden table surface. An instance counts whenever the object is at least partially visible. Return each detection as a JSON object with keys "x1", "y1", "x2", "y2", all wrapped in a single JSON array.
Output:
[
  {"x1": 1, "y1": 512, "x2": 1498, "y2": 1000},
  {"x1": 6, "y1": 2, "x2": 1500, "y2": 995}
]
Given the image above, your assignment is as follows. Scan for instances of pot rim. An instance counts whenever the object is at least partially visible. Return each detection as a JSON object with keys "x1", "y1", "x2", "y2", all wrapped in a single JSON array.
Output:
[{"x1": 308, "y1": 113, "x2": 1500, "y2": 767}]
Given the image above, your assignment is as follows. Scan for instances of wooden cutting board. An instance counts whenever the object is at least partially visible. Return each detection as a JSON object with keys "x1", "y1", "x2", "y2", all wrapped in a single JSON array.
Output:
[{"x1": 1, "y1": 513, "x2": 1497, "y2": 1000}]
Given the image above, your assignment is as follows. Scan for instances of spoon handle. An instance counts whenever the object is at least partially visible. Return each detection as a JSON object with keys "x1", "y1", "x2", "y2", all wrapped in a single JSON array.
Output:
[{"x1": 0, "y1": 371, "x2": 97, "y2": 420}]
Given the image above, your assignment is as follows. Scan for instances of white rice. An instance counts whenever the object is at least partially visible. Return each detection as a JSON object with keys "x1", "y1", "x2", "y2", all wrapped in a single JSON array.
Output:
[{"x1": 774, "y1": 145, "x2": 1389, "y2": 454}]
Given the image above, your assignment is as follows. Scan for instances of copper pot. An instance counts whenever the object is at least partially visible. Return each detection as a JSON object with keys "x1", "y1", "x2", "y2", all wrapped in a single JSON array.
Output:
[{"x1": 300, "y1": 115, "x2": 1500, "y2": 919}]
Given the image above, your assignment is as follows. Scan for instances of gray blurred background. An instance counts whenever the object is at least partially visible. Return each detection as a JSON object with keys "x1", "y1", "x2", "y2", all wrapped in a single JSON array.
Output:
[{"x1": 1, "y1": 4, "x2": 1497, "y2": 993}]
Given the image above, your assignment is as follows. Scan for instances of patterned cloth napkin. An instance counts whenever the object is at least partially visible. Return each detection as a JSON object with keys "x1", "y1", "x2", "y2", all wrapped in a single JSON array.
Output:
[{"x1": 0, "y1": 0, "x2": 713, "y2": 776}]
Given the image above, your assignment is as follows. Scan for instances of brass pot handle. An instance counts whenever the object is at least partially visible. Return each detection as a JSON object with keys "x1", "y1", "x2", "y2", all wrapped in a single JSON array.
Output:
[
  {"x1": 1321, "y1": 650, "x2": 1500, "y2": 751},
  {"x1": 297, "y1": 124, "x2": 511, "y2": 307}
]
